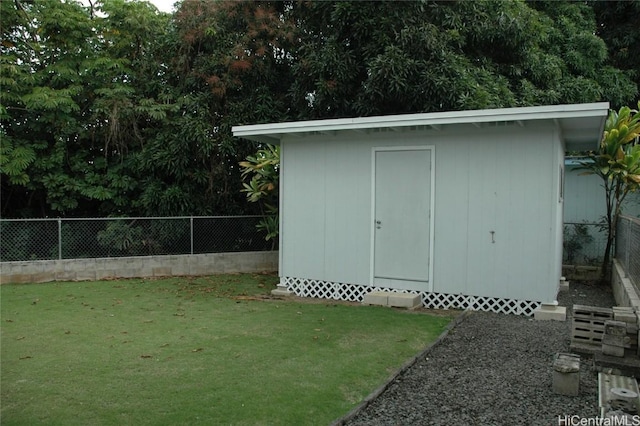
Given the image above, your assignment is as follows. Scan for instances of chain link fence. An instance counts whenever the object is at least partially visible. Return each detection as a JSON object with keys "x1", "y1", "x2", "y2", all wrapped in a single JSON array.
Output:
[
  {"x1": 563, "y1": 222, "x2": 607, "y2": 266},
  {"x1": 616, "y1": 215, "x2": 640, "y2": 290},
  {"x1": 0, "y1": 216, "x2": 273, "y2": 262}
]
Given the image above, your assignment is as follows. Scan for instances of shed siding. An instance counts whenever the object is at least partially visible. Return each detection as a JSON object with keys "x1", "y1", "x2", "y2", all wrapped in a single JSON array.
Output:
[
  {"x1": 564, "y1": 168, "x2": 605, "y2": 223},
  {"x1": 280, "y1": 122, "x2": 561, "y2": 303},
  {"x1": 564, "y1": 165, "x2": 640, "y2": 224}
]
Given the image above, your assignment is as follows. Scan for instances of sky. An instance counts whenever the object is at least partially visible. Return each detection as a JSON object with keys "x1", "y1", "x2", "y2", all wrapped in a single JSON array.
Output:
[{"x1": 147, "y1": 0, "x2": 175, "y2": 13}]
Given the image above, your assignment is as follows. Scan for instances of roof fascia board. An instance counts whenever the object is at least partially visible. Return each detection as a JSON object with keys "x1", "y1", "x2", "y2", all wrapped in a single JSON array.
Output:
[{"x1": 232, "y1": 102, "x2": 609, "y2": 140}]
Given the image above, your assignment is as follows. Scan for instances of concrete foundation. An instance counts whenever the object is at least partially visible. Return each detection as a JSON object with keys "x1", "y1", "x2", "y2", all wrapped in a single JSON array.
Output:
[
  {"x1": 271, "y1": 283, "x2": 293, "y2": 297},
  {"x1": 388, "y1": 293, "x2": 422, "y2": 309},
  {"x1": 363, "y1": 291, "x2": 422, "y2": 309},
  {"x1": 363, "y1": 291, "x2": 389, "y2": 306},
  {"x1": 534, "y1": 304, "x2": 567, "y2": 321}
]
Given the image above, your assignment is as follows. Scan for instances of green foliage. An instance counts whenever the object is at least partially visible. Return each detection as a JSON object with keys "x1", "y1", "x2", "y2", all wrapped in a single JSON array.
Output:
[
  {"x1": 288, "y1": 0, "x2": 637, "y2": 119},
  {"x1": 592, "y1": 0, "x2": 640, "y2": 109},
  {"x1": 563, "y1": 223, "x2": 594, "y2": 265},
  {"x1": 97, "y1": 221, "x2": 149, "y2": 254},
  {"x1": 239, "y1": 145, "x2": 280, "y2": 243},
  {"x1": 95, "y1": 219, "x2": 190, "y2": 256},
  {"x1": 0, "y1": 0, "x2": 174, "y2": 217},
  {"x1": 580, "y1": 102, "x2": 640, "y2": 280},
  {"x1": 1, "y1": 0, "x2": 638, "y2": 219}
]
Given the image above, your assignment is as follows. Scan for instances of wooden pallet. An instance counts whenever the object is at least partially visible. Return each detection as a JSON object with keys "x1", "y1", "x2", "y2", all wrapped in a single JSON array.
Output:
[{"x1": 571, "y1": 305, "x2": 613, "y2": 354}]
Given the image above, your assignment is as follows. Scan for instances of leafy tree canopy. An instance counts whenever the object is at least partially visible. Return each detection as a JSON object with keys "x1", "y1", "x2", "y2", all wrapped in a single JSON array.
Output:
[
  {"x1": 1, "y1": 0, "x2": 173, "y2": 217},
  {"x1": 287, "y1": 0, "x2": 637, "y2": 119},
  {"x1": 1, "y1": 0, "x2": 637, "y2": 218}
]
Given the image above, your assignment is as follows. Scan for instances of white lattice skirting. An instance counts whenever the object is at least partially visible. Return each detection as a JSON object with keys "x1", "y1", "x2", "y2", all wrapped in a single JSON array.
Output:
[{"x1": 282, "y1": 277, "x2": 541, "y2": 316}]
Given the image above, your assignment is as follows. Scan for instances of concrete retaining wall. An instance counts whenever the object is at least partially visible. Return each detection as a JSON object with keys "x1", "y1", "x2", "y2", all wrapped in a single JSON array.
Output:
[
  {"x1": 612, "y1": 259, "x2": 640, "y2": 310},
  {"x1": 0, "y1": 251, "x2": 278, "y2": 284}
]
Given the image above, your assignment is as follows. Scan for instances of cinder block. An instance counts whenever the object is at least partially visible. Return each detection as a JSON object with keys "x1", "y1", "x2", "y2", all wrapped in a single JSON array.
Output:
[
  {"x1": 602, "y1": 333, "x2": 630, "y2": 347},
  {"x1": 32, "y1": 272, "x2": 55, "y2": 283},
  {"x1": 534, "y1": 305, "x2": 567, "y2": 321},
  {"x1": 53, "y1": 271, "x2": 75, "y2": 281},
  {"x1": 602, "y1": 343, "x2": 625, "y2": 357},
  {"x1": 95, "y1": 270, "x2": 116, "y2": 280},
  {"x1": 152, "y1": 267, "x2": 172, "y2": 277},
  {"x1": 605, "y1": 320, "x2": 628, "y2": 336},
  {"x1": 271, "y1": 284, "x2": 293, "y2": 296},
  {"x1": 613, "y1": 309, "x2": 636, "y2": 325},
  {"x1": 388, "y1": 293, "x2": 422, "y2": 309},
  {"x1": 0, "y1": 274, "x2": 32, "y2": 284},
  {"x1": 553, "y1": 353, "x2": 580, "y2": 396},
  {"x1": 75, "y1": 271, "x2": 96, "y2": 281},
  {"x1": 559, "y1": 280, "x2": 570, "y2": 292},
  {"x1": 363, "y1": 291, "x2": 388, "y2": 307}
]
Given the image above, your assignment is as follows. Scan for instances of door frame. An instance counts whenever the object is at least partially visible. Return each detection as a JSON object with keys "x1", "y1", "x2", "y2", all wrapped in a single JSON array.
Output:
[{"x1": 369, "y1": 145, "x2": 435, "y2": 291}]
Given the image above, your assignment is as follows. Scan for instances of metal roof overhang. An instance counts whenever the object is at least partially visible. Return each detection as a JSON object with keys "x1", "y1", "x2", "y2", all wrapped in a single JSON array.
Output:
[{"x1": 233, "y1": 102, "x2": 609, "y2": 151}]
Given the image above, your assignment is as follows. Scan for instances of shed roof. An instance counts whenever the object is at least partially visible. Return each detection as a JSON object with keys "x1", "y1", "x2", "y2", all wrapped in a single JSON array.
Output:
[{"x1": 233, "y1": 102, "x2": 609, "y2": 151}]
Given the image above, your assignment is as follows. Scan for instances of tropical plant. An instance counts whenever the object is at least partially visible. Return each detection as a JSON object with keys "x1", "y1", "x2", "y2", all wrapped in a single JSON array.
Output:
[
  {"x1": 563, "y1": 223, "x2": 594, "y2": 265},
  {"x1": 580, "y1": 102, "x2": 640, "y2": 282},
  {"x1": 239, "y1": 145, "x2": 279, "y2": 245}
]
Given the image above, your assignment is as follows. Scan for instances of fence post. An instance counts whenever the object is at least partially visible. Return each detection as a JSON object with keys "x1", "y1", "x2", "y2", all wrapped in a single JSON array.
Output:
[
  {"x1": 625, "y1": 217, "x2": 631, "y2": 278},
  {"x1": 190, "y1": 217, "x2": 194, "y2": 255},
  {"x1": 58, "y1": 218, "x2": 62, "y2": 260}
]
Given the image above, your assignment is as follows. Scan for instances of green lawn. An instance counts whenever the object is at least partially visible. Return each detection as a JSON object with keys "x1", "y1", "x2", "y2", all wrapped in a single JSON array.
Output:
[{"x1": 1, "y1": 274, "x2": 453, "y2": 425}]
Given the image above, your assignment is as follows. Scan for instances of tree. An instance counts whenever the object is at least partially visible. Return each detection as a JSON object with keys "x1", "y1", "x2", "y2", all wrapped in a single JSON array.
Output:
[
  {"x1": 0, "y1": 0, "x2": 173, "y2": 217},
  {"x1": 591, "y1": 0, "x2": 640, "y2": 109},
  {"x1": 239, "y1": 144, "x2": 279, "y2": 245},
  {"x1": 581, "y1": 103, "x2": 640, "y2": 282},
  {"x1": 287, "y1": 0, "x2": 637, "y2": 119},
  {"x1": 3, "y1": 0, "x2": 638, "y2": 220},
  {"x1": 134, "y1": 0, "x2": 296, "y2": 216}
]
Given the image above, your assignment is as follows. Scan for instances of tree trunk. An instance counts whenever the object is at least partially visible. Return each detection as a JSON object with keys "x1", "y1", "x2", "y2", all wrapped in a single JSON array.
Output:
[{"x1": 600, "y1": 233, "x2": 613, "y2": 284}]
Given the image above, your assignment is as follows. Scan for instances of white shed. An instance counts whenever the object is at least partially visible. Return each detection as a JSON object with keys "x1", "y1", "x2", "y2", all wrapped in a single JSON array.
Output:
[{"x1": 233, "y1": 103, "x2": 609, "y2": 315}]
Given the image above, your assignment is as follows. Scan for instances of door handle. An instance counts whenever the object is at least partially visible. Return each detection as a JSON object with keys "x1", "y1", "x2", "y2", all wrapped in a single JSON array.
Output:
[{"x1": 376, "y1": 220, "x2": 381, "y2": 229}]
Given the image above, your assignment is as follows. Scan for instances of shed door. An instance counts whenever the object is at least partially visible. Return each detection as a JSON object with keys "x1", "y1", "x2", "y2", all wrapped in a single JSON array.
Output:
[{"x1": 373, "y1": 148, "x2": 432, "y2": 289}]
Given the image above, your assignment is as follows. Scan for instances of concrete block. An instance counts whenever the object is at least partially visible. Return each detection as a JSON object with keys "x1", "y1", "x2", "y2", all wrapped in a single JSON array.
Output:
[
  {"x1": 603, "y1": 343, "x2": 625, "y2": 357},
  {"x1": 271, "y1": 284, "x2": 293, "y2": 297},
  {"x1": 152, "y1": 267, "x2": 172, "y2": 277},
  {"x1": 75, "y1": 271, "x2": 97, "y2": 281},
  {"x1": 626, "y1": 322, "x2": 638, "y2": 334},
  {"x1": 553, "y1": 353, "x2": 580, "y2": 396},
  {"x1": 0, "y1": 274, "x2": 32, "y2": 284},
  {"x1": 605, "y1": 320, "x2": 628, "y2": 336},
  {"x1": 55, "y1": 271, "x2": 76, "y2": 281},
  {"x1": 602, "y1": 333, "x2": 630, "y2": 347},
  {"x1": 613, "y1": 309, "x2": 636, "y2": 325},
  {"x1": 22, "y1": 262, "x2": 45, "y2": 274},
  {"x1": 363, "y1": 291, "x2": 389, "y2": 307},
  {"x1": 559, "y1": 280, "x2": 570, "y2": 292},
  {"x1": 95, "y1": 270, "x2": 115, "y2": 280},
  {"x1": 534, "y1": 305, "x2": 567, "y2": 321},
  {"x1": 32, "y1": 272, "x2": 55, "y2": 283},
  {"x1": 387, "y1": 293, "x2": 422, "y2": 309},
  {"x1": 116, "y1": 269, "x2": 139, "y2": 279}
]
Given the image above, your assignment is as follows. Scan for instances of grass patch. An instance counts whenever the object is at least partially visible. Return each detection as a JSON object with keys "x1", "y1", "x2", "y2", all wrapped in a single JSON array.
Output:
[{"x1": 1, "y1": 274, "x2": 452, "y2": 425}]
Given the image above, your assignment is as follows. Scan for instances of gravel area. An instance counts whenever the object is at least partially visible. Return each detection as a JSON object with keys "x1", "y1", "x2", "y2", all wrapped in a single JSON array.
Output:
[{"x1": 341, "y1": 281, "x2": 616, "y2": 426}]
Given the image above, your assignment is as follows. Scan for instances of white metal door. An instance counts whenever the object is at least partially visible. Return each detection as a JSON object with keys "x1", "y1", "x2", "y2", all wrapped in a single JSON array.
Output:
[{"x1": 373, "y1": 148, "x2": 432, "y2": 288}]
